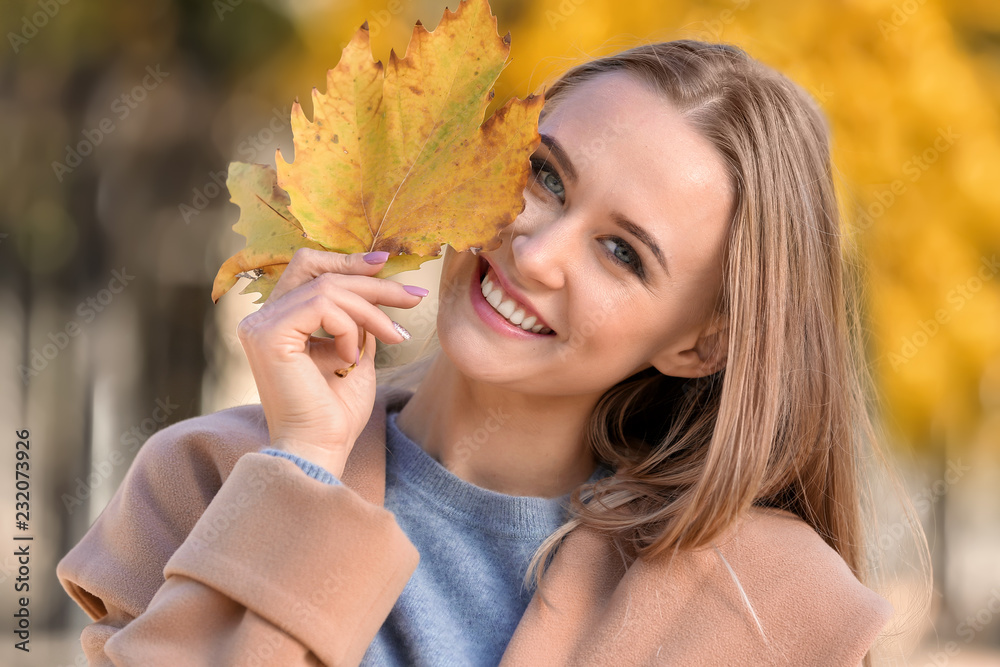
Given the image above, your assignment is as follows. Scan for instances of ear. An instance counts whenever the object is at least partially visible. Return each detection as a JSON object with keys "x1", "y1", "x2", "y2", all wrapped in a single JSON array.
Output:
[{"x1": 649, "y1": 314, "x2": 728, "y2": 379}]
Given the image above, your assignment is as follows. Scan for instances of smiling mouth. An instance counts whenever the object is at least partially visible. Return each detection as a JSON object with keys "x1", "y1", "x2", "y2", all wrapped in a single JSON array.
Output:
[{"x1": 477, "y1": 256, "x2": 555, "y2": 335}]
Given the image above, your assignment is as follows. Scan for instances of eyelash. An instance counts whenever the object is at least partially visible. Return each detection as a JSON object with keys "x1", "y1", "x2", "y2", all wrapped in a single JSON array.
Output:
[
  {"x1": 600, "y1": 236, "x2": 646, "y2": 278},
  {"x1": 529, "y1": 157, "x2": 564, "y2": 200},
  {"x1": 528, "y1": 156, "x2": 646, "y2": 279}
]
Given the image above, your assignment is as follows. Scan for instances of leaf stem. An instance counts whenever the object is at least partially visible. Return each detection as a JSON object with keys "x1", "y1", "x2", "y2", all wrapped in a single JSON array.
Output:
[{"x1": 334, "y1": 329, "x2": 368, "y2": 378}]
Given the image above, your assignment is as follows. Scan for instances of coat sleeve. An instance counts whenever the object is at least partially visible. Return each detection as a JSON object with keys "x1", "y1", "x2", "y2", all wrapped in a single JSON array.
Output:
[{"x1": 57, "y1": 444, "x2": 420, "y2": 667}]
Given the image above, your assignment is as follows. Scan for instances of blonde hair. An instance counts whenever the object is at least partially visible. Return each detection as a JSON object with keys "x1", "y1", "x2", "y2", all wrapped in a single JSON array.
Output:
[{"x1": 380, "y1": 39, "x2": 930, "y2": 665}]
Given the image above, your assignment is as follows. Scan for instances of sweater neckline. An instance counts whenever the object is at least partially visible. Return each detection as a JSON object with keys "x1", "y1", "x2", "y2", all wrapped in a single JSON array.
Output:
[{"x1": 383, "y1": 407, "x2": 614, "y2": 540}]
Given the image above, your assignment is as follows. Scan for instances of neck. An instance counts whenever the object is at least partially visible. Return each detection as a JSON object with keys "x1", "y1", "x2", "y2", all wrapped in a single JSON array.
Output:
[{"x1": 394, "y1": 353, "x2": 602, "y2": 498}]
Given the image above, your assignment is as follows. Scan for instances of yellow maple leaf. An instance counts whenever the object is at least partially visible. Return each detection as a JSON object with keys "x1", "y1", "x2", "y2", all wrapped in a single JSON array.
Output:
[
  {"x1": 211, "y1": 162, "x2": 326, "y2": 304},
  {"x1": 213, "y1": 0, "x2": 543, "y2": 305}
]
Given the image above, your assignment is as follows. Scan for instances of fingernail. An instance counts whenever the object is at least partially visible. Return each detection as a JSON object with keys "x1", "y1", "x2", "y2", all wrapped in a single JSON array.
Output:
[
  {"x1": 393, "y1": 321, "x2": 411, "y2": 340},
  {"x1": 403, "y1": 284, "x2": 429, "y2": 297},
  {"x1": 363, "y1": 251, "x2": 390, "y2": 264}
]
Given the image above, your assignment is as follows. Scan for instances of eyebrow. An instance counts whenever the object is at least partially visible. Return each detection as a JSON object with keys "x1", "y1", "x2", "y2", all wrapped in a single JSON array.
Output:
[
  {"x1": 538, "y1": 132, "x2": 670, "y2": 277},
  {"x1": 611, "y1": 212, "x2": 670, "y2": 276},
  {"x1": 539, "y1": 133, "x2": 578, "y2": 182}
]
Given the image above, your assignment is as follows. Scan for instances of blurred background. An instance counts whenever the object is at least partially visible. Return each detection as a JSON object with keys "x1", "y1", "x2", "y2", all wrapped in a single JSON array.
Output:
[{"x1": 1, "y1": 0, "x2": 998, "y2": 664}]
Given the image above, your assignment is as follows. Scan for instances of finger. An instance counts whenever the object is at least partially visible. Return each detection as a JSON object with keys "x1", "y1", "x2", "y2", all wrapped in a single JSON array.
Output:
[
  {"x1": 276, "y1": 271, "x2": 426, "y2": 316},
  {"x1": 312, "y1": 288, "x2": 413, "y2": 344},
  {"x1": 358, "y1": 322, "x2": 378, "y2": 371},
  {"x1": 289, "y1": 288, "x2": 409, "y2": 345},
  {"x1": 270, "y1": 247, "x2": 392, "y2": 303},
  {"x1": 252, "y1": 287, "x2": 407, "y2": 354},
  {"x1": 284, "y1": 295, "x2": 363, "y2": 365},
  {"x1": 308, "y1": 327, "x2": 364, "y2": 369}
]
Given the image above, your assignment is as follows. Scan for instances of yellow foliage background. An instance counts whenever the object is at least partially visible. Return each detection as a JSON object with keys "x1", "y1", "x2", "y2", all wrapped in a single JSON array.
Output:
[
  {"x1": 286, "y1": 0, "x2": 1000, "y2": 454},
  {"x1": 1, "y1": 0, "x2": 999, "y2": 660}
]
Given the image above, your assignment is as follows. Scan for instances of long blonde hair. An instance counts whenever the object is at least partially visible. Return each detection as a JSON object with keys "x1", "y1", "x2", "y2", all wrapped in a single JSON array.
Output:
[
  {"x1": 532, "y1": 40, "x2": 864, "y2": 564},
  {"x1": 380, "y1": 39, "x2": 929, "y2": 665}
]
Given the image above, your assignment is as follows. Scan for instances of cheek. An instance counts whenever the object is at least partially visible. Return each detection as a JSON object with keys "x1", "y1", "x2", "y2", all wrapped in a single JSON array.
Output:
[
  {"x1": 565, "y1": 291, "x2": 641, "y2": 359},
  {"x1": 509, "y1": 188, "x2": 560, "y2": 233},
  {"x1": 439, "y1": 245, "x2": 465, "y2": 279},
  {"x1": 569, "y1": 291, "x2": 680, "y2": 364},
  {"x1": 438, "y1": 248, "x2": 473, "y2": 298},
  {"x1": 556, "y1": 312, "x2": 657, "y2": 391}
]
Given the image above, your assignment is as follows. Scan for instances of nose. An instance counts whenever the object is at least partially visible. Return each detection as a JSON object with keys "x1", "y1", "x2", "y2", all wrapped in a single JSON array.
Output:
[{"x1": 507, "y1": 210, "x2": 574, "y2": 291}]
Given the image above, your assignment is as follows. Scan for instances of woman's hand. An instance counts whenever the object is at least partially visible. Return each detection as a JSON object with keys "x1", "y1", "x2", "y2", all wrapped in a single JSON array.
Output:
[{"x1": 235, "y1": 247, "x2": 427, "y2": 477}]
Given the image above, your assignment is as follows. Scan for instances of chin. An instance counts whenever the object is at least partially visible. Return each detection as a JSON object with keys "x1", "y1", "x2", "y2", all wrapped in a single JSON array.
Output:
[{"x1": 435, "y1": 309, "x2": 512, "y2": 383}]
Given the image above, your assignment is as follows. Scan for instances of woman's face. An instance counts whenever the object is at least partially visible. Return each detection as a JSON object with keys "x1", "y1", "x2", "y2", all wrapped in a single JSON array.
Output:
[{"x1": 435, "y1": 71, "x2": 735, "y2": 396}]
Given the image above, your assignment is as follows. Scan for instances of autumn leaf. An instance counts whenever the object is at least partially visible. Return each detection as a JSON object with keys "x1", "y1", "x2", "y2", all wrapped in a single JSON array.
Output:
[
  {"x1": 213, "y1": 0, "x2": 543, "y2": 305},
  {"x1": 211, "y1": 162, "x2": 326, "y2": 304}
]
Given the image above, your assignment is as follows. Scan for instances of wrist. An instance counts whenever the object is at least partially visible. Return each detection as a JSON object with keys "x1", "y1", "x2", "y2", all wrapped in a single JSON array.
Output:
[{"x1": 269, "y1": 438, "x2": 348, "y2": 478}]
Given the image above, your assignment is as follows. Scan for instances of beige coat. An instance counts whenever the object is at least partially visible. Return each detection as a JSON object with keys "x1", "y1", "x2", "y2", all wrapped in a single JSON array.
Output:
[{"x1": 57, "y1": 385, "x2": 893, "y2": 666}]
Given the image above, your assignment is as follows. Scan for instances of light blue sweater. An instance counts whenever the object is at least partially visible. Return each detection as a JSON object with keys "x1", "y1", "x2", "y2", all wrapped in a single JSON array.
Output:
[{"x1": 263, "y1": 408, "x2": 614, "y2": 666}]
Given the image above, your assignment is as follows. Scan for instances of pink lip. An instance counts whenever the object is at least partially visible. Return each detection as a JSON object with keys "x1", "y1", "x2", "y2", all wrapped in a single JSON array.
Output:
[
  {"x1": 470, "y1": 255, "x2": 555, "y2": 339},
  {"x1": 478, "y1": 256, "x2": 553, "y2": 330}
]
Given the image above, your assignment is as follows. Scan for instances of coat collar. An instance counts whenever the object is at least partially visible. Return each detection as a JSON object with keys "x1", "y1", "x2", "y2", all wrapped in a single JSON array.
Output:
[{"x1": 335, "y1": 383, "x2": 893, "y2": 666}]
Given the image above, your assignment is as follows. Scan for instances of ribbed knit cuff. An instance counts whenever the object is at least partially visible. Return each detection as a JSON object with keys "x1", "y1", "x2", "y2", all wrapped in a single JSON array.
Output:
[{"x1": 261, "y1": 447, "x2": 343, "y2": 486}]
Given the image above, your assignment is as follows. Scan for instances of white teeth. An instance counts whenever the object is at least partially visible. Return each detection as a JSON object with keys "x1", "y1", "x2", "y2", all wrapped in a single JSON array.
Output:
[
  {"x1": 497, "y1": 299, "x2": 516, "y2": 319},
  {"x1": 480, "y1": 270, "x2": 551, "y2": 334}
]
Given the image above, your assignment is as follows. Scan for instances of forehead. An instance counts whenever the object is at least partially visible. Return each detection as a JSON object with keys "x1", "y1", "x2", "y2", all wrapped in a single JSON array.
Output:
[
  {"x1": 541, "y1": 71, "x2": 732, "y2": 193},
  {"x1": 540, "y1": 71, "x2": 735, "y2": 272}
]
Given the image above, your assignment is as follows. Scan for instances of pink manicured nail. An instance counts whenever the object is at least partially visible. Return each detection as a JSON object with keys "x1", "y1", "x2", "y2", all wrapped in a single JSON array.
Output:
[
  {"x1": 393, "y1": 321, "x2": 411, "y2": 340},
  {"x1": 363, "y1": 251, "x2": 390, "y2": 264},
  {"x1": 403, "y1": 284, "x2": 429, "y2": 297}
]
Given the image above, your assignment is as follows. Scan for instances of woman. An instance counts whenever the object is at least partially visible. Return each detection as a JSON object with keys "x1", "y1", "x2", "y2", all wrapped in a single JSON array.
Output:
[{"x1": 58, "y1": 40, "x2": 916, "y2": 666}]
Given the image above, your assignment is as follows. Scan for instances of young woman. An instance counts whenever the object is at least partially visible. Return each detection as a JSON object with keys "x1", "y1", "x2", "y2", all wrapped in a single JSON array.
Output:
[{"x1": 58, "y1": 40, "x2": 917, "y2": 666}]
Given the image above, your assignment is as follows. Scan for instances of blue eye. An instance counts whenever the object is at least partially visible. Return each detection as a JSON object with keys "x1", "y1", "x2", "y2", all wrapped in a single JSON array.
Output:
[
  {"x1": 528, "y1": 155, "x2": 646, "y2": 281},
  {"x1": 529, "y1": 157, "x2": 565, "y2": 200},
  {"x1": 600, "y1": 237, "x2": 645, "y2": 277}
]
